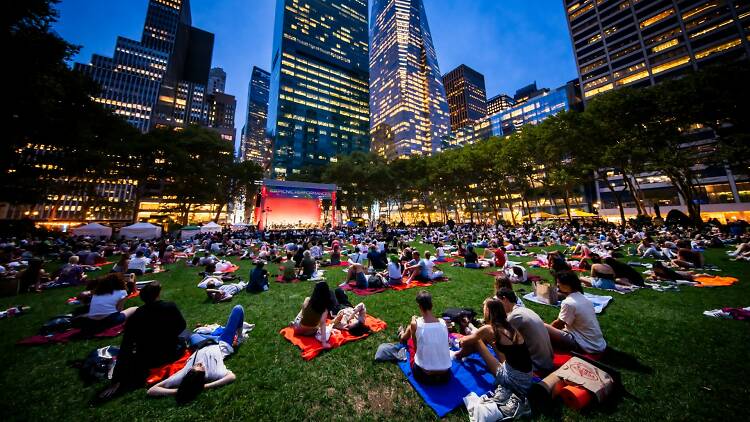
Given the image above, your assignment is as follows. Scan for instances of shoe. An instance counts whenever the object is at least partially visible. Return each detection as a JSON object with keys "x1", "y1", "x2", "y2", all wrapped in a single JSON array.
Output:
[{"x1": 498, "y1": 394, "x2": 531, "y2": 420}]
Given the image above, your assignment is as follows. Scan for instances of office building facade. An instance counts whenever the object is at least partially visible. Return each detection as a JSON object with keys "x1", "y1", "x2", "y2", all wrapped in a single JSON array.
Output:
[
  {"x1": 565, "y1": 0, "x2": 750, "y2": 223},
  {"x1": 75, "y1": 0, "x2": 214, "y2": 132},
  {"x1": 241, "y1": 67, "x2": 271, "y2": 168},
  {"x1": 565, "y1": 0, "x2": 750, "y2": 101},
  {"x1": 208, "y1": 67, "x2": 227, "y2": 93},
  {"x1": 207, "y1": 91, "x2": 237, "y2": 144},
  {"x1": 370, "y1": 0, "x2": 451, "y2": 160},
  {"x1": 442, "y1": 64, "x2": 488, "y2": 131},
  {"x1": 486, "y1": 94, "x2": 515, "y2": 116},
  {"x1": 266, "y1": 0, "x2": 370, "y2": 179}
]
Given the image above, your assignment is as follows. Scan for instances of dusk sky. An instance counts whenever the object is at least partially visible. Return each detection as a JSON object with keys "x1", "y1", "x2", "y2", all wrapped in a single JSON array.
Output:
[{"x1": 53, "y1": 0, "x2": 577, "y2": 132}]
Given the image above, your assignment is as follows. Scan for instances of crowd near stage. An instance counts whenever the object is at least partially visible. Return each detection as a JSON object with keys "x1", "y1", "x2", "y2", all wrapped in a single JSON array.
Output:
[{"x1": 253, "y1": 179, "x2": 337, "y2": 230}]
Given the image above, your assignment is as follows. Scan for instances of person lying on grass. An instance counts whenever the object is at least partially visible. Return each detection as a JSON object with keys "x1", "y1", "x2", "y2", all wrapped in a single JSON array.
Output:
[
  {"x1": 397, "y1": 290, "x2": 452, "y2": 385},
  {"x1": 205, "y1": 280, "x2": 247, "y2": 303},
  {"x1": 544, "y1": 271, "x2": 607, "y2": 354},
  {"x1": 291, "y1": 281, "x2": 334, "y2": 349},
  {"x1": 649, "y1": 261, "x2": 714, "y2": 282},
  {"x1": 147, "y1": 305, "x2": 248, "y2": 403},
  {"x1": 97, "y1": 282, "x2": 186, "y2": 401}
]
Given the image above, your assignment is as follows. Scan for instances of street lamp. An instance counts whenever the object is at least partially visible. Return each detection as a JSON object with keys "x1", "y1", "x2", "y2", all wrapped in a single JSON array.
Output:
[{"x1": 264, "y1": 207, "x2": 272, "y2": 230}]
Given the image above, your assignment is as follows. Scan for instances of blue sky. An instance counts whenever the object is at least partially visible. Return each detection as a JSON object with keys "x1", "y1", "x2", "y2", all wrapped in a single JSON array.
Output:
[{"x1": 53, "y1": 0, "x2": 576, "y2": 131}]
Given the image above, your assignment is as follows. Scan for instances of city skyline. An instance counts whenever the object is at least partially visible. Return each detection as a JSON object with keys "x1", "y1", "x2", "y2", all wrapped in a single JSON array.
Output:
[{"x1": 53, "y1": 0, "x2": 577, "y2": 151}]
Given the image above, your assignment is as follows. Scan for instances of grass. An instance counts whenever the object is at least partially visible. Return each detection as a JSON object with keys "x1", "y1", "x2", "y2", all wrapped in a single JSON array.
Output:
[{"x1": 0, "y1": 242, "x2": 749, "y2": 421}]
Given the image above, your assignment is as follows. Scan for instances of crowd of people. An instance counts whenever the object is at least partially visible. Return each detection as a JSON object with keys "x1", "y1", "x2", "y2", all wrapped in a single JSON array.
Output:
[{"x1": 0, "y1": 216, "x2": 746, "y2": 413}]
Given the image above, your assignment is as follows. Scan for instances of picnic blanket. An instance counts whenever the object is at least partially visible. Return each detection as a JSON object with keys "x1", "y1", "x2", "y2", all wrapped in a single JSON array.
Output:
[
  {"x1": 522, "y1": 292, "x2": 612, "y2": 314},
  {"x1": 391, "y1": 281, "x2": 435, "y2": 291},
  {"x1": 339, "y1": 281, "x2": 387, "y2": 296},
  {"x1": 217, "y1": 264, "x2": 240, "y2": 274},
  {"x1": 146, "y1": 350, "x2": 193, "y2": 385},
  {"x1": 280, "y1": 315, "x2": 387, "y2": 360},
  {"x1": 694, "y1": 276, "x2": 738, "y2": 288},
  {"x1": 275, "y1": 275, "x2": 300, "y2": 283},
  {"x1": 484, "y1": 271, "x2": 542, "y2": 283},
  {"x1": 398, "y1": 340, "x2": 496, "y2": 418},
  {"x1": 17, "y1": 323, "x2": 125, "y2": 345},
  {"x1": 94, "y1": 261, "x2": 114, "y2": 267}
]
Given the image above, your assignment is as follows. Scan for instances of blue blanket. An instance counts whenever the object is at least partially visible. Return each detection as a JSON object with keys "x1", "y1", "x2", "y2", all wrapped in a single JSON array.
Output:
[{"x1": 398, "y1": 350, "x2": 496, "y2": 418}]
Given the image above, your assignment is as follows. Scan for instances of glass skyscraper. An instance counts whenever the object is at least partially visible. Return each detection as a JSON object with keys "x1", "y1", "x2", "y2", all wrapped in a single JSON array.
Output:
[
  {"x1": 266, "y1": 0, "x2": 370, "y2": 179},
  {"x1": 241, "y1": 66, "x2": 271, "y2": 168},
  {"x1": 75, "y1": 0, "x2": 214, "y2": 132},
  {"x1": 370, "y1": 0, "x2": 451, "y2": 160}
]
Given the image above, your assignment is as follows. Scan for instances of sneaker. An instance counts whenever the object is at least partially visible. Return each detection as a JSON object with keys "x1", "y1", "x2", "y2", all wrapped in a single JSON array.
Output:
[
  {"x1": 490, "y1": 385, "x2": 513, "y2": 405},
  {"x1": 498, "y1": 394, "x2": 531, "y2": 420}
]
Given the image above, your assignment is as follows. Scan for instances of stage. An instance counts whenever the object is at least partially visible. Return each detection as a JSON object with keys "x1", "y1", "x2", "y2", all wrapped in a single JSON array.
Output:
[{"x1": 253, "y1": 179, "x2": 337, "y2": 230}]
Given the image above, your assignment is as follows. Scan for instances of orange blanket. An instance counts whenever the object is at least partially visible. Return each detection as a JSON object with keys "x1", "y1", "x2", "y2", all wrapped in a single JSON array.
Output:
[
  {"x1": 219, "y1": 264, "x2": 240, "y2": 273},
  {"x1": 146, "y1": 350, "x2": 193, "y2": 385},
  {"x1": 694, "y1": 276, "x2": 739, "y2": 287},
  {"x1": 280, "y1": 315, "x2": 387, "y2": 360},
  {"x1": 391, "y1": 281, "x2": 435, "y2": 291}
]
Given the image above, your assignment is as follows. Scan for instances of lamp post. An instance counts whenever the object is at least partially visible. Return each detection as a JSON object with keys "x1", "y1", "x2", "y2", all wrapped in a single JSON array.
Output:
[{"x1": 264, "y1": 207, "x2": 272, "y2": 230}]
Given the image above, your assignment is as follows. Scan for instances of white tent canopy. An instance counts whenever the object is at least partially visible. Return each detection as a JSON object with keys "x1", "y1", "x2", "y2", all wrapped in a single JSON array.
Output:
[
  {"x1": 200, "y1": 221, "x2": 222, "y2": 233},
  {"x1": 71, "y1": 223, "x2": 112, "y2": 238},
  {"x1": 120, "y1": 222, "x2": 162, "y2": 240},
  {"x1": 230, "y1": 222, "x2": 250, "y2": 231}
]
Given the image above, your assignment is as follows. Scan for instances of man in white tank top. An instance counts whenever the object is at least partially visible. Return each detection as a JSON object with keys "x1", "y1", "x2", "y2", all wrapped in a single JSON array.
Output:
[{"x1": 398, "y1": 291, "x2": 452, "y2": 384}]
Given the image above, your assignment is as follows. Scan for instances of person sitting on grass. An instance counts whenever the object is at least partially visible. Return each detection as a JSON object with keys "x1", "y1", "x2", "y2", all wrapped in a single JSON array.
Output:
[
  {"x1": 126, "y1": 250, "x2": 150, "y2": 276},
  {"x1": 291, "y1": 281, "x2": 334, "y2": 349},
  {"x1": 300, "y1": 250, "x2": 319, "y2": 280},
  {"x1": 77, "y1": 273, "x2": 138, "y2": 327},
  {"x1": 451, "y1": 297, "x2": 533, "y2": 398},
  {"x1": 111, "y1": 255, "x2": 129, "y2": 274},
  {"x1": 247, "y1": 261, "x2": 269, "y2": 293},
  {"x1": 544, "y1": 271, "x2": 607, "y2": 354},
  {"x1": 414, "y1": 251, "x2": 444, "y2": 282},
  {"x1": 380, "y1": 255, "x2": 403, "y2": 286},
  {"x1": 496, "y1": 288, "x2": 554, "y2": 375},
  {"x1": 494, "y1": 246, "x2": 507, "y2": 268},
  {"x1": 205, "y1": 280, "x2": 247, "y2": 303},
  {"x1": 147, "y1": 305, "x2": 248, "y2": 403},
  {"x1": 97, "y1": 281, "x2": 186, "y2": 401},
  {"x1": 580, "y1": 263, "x2": 618, "y2": 290},
  {"x1": 494, "y1": 275, "x2": 524, "y2": 307},
  {"x1": 398, "y1": 290, "x2": 452, "y2": 384},
  {"x1": 18, "y1": 258, "x2": 49, "y2": 293},
  {"x1": 672, "y1": 246, "x2": 705, "y2": 269},
  {"x1": 435, "y1": 243, "x2": 448, "y2": 262},
  {"x1": 464, "y1": 245, "x2": 480, "y2": 269},
  {"x1": 56, "y1": 255, "x2": 87, "y2": 285}
]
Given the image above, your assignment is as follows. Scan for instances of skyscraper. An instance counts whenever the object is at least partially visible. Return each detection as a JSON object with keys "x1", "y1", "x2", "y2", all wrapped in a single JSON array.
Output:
[
  {"x1": 207, "y1": 91, "x2": 237, "y2": 144},
  {"x1": 241, "y1": 67, "x2": 271, "y2": 168},
  {"x1": 75, "y1": 0, "x2": 214, "y2": 132},
  {"x1": 442, "y1": 64, "x2": 488, "y2": 131},
  {"x1": 370, "y1": 0, "x2": 451, "y2": 160},
  {"x1": 486, "y1": 94, "x2": 515, "y2": 116},
  {"x1": 208, "y1": 67, "x2": 227, "y2": 93},
  {"x1": 565, "y1": 0, "x2": 750, "y2": 101},
  {"x1": 266, "y1": 0, "x2": 370, "y2": 179}
]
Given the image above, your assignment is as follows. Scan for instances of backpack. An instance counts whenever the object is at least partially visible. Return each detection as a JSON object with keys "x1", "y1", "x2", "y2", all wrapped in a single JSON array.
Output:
[
  {"x1": 367, "y1": 274, "x2": 385, "y2": 288},
  {"x1": 78, "y1": 345, "x2": 119, "y2": 384},
  {"x1": 39, "y1": 315, "x2": 73, "y2": 335}
]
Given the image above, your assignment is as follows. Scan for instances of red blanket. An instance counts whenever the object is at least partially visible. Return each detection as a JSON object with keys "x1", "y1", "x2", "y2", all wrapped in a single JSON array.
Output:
[
  {"x1": 339, "y1": 281, "x2": 387, "y2": 296},
  {"x1": 16, "y1": 323, "x2": 125, "y2": 346},
  {"x1": 551, "y1": 351, "x2": 602, "y2": 369},
  {"x1": 276, "y1": 275, "x2": 300, "y2": 283},
  {"x1": 94, "y1": 261, "x2": 114, "y2": 267},
  {"x1": 219, "y1": 264, "x2": 240, "y2": 273},
  {"x1": 280, "y1": 315, "x2": 387, "y2": 360},
  {"x1": 146, "y1": 350, "x2": 193, "y2": 385}
]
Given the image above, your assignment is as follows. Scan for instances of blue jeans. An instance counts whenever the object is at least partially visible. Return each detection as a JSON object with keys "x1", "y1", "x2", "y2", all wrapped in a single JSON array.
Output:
[
  {"x1": 190, "y1": 305, "x2": 245, "y2": 346},
  {"x1": 465, "y1": 263, "x2": 480, "y2": 269}
]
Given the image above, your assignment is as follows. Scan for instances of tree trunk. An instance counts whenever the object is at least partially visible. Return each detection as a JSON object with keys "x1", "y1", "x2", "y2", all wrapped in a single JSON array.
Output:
[
  {"x1": 214, "y1": 202, "x2": 225, "y2": 223},
  {"x1": 563, "y1": 190, "x2": 572, "y2": 221},
  {"x1": 623, "y1": 173, "x2": 647, "y2": 216}
]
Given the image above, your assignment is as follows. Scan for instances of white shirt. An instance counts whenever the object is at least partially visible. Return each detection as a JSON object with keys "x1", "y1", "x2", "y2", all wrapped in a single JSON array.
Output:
[
  {"x1": 88, "y1": 290, "x2": 127, "y2": 318},
  {"x1": 436, "y1": 247, "x2": 446, "y2": 258},
  {"x1": 162, "y1": 343, "x2": 229, "y2": 387},
  {"x1": 387, "y1": 261, "x2": 402, "y2": 279},
  {"x1": 128, "y1": 256, "x2": 150, "y2": 272},
  {"x1": 559, "y1": 292, "x2": 607, "y2": 353},
  {"x1": 414, "y1": 318, "x2": 451, "y2": 371}
]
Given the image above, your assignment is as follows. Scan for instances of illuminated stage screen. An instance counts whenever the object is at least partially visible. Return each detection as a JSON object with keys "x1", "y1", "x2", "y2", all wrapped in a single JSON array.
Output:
[
  {"x1": 255, "y1": 179, "x2": 337, "y2": 229},
  {"x1": 263, "y1": 197, "x2": 321, "y2": 227}
]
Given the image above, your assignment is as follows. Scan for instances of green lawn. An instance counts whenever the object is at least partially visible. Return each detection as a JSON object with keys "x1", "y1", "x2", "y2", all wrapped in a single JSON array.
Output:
[{"x1": 0, "y1": 243, "x2": 748, "y2": 421}]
